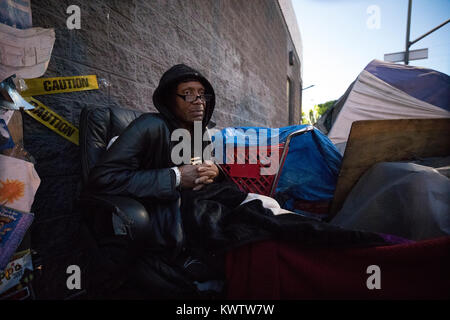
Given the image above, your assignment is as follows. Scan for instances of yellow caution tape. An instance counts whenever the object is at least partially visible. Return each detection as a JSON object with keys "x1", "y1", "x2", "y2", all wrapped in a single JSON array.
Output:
[
  {"x1": 20, "y1": 75, "x2": 99, "y2": 96},
  {"x1": 24, "y1": 97, "x2": 79, "y2": 146}
]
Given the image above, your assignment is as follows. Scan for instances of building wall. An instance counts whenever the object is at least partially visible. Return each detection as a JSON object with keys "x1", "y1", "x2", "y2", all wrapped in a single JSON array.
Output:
[{"x1": 25, "y1": 0, "x2": 302, "y2": 298}]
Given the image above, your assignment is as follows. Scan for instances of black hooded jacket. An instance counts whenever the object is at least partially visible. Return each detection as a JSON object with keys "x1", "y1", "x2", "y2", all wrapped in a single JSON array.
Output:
[{"x1": 87, "y1": 64, "x2": 216, "y2": 252}]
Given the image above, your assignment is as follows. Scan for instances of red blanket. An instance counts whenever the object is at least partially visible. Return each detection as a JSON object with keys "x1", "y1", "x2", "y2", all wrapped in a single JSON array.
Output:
[{"x1": 226, "y1": 236, "x2": 450, "y2": 299}]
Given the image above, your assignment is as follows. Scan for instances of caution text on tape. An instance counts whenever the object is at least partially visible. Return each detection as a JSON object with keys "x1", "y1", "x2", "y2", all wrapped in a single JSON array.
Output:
[
  {"x1": 24, "y1": 97, "x2": 79, "y2": 145},
  {"x1": 20, "y1": 75, "x2": 99, "y2": 97}
]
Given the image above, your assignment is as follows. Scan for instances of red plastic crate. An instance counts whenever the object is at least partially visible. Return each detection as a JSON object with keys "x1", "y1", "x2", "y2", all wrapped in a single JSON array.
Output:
[{"x1": 219, "y1": 143, "x2": 286, "y2": 196}]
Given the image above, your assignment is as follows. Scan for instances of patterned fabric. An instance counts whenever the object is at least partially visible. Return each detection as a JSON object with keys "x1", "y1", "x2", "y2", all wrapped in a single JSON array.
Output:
[{"x1": 0, "y1": 154, "x2": 40, "y2": 212}]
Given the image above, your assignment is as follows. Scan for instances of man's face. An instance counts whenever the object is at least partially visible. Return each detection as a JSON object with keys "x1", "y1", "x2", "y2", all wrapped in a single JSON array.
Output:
[{"x1": 173, "y1": 81, "x2": 206, "y2": 125}]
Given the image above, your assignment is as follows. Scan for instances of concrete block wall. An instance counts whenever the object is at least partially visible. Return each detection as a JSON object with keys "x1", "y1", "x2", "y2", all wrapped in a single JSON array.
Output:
[{"x1": 24, "y1": 0, "x2": 302, "y2": 298}]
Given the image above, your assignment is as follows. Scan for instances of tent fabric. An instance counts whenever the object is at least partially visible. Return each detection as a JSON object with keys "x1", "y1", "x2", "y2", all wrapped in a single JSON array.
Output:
[
  {"x1": 212, "y1": 125, "x2": 342, "y2": 203},
  {"x1": 327, "y1": 69, "x2": 450, "y2": 145},
  {"x1": 365, "y1": 60, "x2": 450, "y2": 111},
  {"x1": 330, "y1": 162, "x2": 450, "y2": 241},
  {"x1": 226, "y1": 236, "x2": 450, "y2": 299},
  {"x1": 317, "y1": 59, "x2": 450, "y2": 146},
  {"x1": 315, "y1": 80, "x2": 355, "y2": 135}
]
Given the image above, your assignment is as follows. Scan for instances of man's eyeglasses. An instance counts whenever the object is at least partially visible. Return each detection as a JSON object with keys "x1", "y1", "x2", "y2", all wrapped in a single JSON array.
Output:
[{"x1": 176, "y1": 93, "x2": 212, "y2": 103}]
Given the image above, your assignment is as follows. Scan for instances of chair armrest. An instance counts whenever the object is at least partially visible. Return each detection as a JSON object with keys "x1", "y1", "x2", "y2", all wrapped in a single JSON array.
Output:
[{"x1": 79, "y1": 194, "x2": 150, "y2": 242}]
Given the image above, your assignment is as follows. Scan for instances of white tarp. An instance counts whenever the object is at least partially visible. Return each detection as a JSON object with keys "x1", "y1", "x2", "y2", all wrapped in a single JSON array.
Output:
[
  {"x1": 0, "y1": 22, "x2": 55, "y2": 82},
  {"x1": 328, "y1": 70, "x2": 450, "y2": 145}
]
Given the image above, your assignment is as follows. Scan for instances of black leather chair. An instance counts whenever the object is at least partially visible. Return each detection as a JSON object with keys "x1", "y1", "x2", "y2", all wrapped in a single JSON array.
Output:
[
  {"x1": 79, "y1": 106, "x2": 154, "y2": 242},
  {"x1": 78, "y1": 106, "x2": 155, "y2": 298}
]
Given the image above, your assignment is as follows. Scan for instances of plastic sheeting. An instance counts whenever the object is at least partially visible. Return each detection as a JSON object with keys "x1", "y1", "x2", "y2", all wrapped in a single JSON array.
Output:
[
  {"x1": 212, "y1": 125, "x2": 342, "y2": 203},
  {"x1": 0, "y1": 0, "x2": 32, "y2": 29},
  {"x1": 330, "y1": 162, "x2": 450, "y2": 241},
  {"x1": 275, "y1": 126, "x2": 342, "y2": 202}
]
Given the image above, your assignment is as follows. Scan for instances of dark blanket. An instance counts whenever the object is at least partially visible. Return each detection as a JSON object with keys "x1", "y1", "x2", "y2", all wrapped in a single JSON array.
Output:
[
  {"x1": 84, "y1": 181, "x2": 413, "y2": 299},
  {"x1": 180, "y1": 182, "x2": 401, "y2": 255}
]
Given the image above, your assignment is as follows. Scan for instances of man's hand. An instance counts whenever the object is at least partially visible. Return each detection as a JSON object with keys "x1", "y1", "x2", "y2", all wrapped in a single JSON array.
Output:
[
  {"x1": 179, "y1": 161, "x2": 219, "y2": 191},
  {"x1": 193, "y1": 160, "x2": 219, "y2": 191},
  {"x1": 179, "y1": 164, "x2": 201, "y2": 189}
]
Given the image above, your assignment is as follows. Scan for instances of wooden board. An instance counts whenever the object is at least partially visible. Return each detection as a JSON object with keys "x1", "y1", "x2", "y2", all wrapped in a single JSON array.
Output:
[
  {"x1": 1, "y1": 110, "x2": 24, "y2": 158},
  {"x1": 330, "y1": 118, "x2": 450, "y2": 216},
  {"x1": 7, "y1": 110, "x2": 23, "y2": 145}
]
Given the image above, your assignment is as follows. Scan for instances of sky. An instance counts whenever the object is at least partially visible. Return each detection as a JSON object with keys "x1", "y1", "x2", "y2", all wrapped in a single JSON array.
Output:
[{"x1": 292, "y1": 0, "x2": 450, "y2": 114}]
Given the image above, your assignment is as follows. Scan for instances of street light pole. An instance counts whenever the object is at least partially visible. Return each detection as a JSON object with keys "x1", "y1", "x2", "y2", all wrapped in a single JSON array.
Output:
[
  {"x1": 403, "y1": 0, "x2": 450, "y2": 65},
  {"x1": 405, "y1": 0, "x2": 412, "y2": 65}
]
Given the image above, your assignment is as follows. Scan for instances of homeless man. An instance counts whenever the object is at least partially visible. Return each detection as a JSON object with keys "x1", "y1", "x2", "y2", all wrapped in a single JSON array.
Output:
[
  {"x1": 86, "y1": 64, "x2": 227, "y2": 298},
  {"x1": 85, "y1": 64, "x2": 396, "y2": 299}
]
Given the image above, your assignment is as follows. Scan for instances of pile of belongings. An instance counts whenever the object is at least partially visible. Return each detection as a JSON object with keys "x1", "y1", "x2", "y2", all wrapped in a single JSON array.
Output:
[{"x1": 0, "y1": 2, "x2": 53, "y2": 299}]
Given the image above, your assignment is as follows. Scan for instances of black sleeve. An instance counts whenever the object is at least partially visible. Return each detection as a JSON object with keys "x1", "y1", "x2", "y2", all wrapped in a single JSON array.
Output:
[
  {"x1": 87, "y1": 115, "x2": 178, "y2": 200},
  {"x1": 214, "y1": 163, "x2": 227, "y2": 182}
]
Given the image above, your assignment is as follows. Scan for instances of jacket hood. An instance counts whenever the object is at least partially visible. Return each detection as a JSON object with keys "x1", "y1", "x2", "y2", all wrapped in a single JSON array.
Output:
[{"x1": 152, "y1": 64, "x2": 215, "y2": 130}]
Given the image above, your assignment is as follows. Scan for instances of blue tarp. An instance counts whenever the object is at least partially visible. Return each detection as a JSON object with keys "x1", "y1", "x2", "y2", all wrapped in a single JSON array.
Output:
[
  {"x1": 212, "y1": 125, "x2": 342, "y2": 204},
  {"x1": 0, "y1": 0, "x2": 32, "y2": 29}
]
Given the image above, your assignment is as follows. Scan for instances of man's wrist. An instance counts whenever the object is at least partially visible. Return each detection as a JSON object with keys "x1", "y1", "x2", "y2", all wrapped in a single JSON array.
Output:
[{"x1": 171, "y1": 166, "x2": 181, "y2": 187}]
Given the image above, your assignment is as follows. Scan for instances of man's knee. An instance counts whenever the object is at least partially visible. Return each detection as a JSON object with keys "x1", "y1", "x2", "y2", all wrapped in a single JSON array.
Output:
[{"x1": 112, "y1": 205, "x2": 151, "y2": 243}]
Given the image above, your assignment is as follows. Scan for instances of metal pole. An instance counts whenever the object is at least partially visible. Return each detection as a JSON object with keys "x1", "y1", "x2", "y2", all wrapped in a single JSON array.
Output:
[
  {"x1": 302, "y1": 85, "x2": 315, "y2": 90},
  {"x1": 405, "y1": 0, "x2": 412, "y2": 65},
  {"x1": 410, "y1": 18, "x2": 450, "y2": 46}
]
